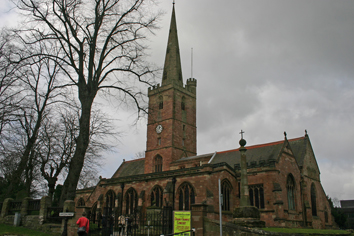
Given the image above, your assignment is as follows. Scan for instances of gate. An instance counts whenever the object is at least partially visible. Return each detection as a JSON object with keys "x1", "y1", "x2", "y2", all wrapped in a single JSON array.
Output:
[{"x1": 90, "y1": 206, "x2": 173, "y2": 236}]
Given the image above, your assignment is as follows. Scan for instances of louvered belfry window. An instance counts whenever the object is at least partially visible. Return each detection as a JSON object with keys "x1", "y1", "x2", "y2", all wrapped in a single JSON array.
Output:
[{"x1": 155, "y1": 155, "x2": 162, "y2": 172}]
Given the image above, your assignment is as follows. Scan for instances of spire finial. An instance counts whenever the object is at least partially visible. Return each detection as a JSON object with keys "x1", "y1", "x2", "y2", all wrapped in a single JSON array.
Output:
[
  {"x1": 173, "y1": 0, "x2": 175, "y2": 5},
  {"x1": 240, "y1": 130, "x2": 245, "y2": 139},
  {"x1": 239, "y1": 130, "x2": 246, "y2": 147},
  {"x1": 305, "y1": 129, "x2": 308, "y2": 137},
  {"x1": 284, "y1": 131, "x2": 287, "y2": 139}
]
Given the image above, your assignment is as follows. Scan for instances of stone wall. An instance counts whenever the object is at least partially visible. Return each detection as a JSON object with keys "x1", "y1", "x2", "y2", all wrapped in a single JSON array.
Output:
[{"x1": 0, "y1": 196, "x2": 62, "y2": 235}]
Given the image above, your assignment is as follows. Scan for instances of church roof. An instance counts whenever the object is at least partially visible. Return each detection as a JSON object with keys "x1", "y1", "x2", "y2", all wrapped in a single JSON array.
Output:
[
  {"x1": 287, "y1": 136, "x2": 309, "y2": 167},
  {"x1": 111, "y1": 158, "x2": 145, "y2": 178},
  {"x1": 111, "y1": 136, "x2": 310, "y2": 178},
  {"x1": 209, "y1": 136, "x2": 307, "y2": 168}
]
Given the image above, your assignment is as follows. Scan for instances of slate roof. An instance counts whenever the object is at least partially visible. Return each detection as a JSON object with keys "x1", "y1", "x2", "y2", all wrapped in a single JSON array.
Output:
[
  {"x1": 173, "y1": 152, "x2": 214, "y2": 163},
  {"x1": 210, "y1": 137, "x2": 306, "y2": 168},
  {"x1": 112, "y1": 158, "x2": 145, "y2": 178},
  {"x1": 288, "y1": 136, "x2": 309, "y2": 167},
  {"x1": 341, "y1": 200, "x2": 354, "y2": 208},
  {"x1": 112, "y1": 136, "x2": 310, "y2": 178}
]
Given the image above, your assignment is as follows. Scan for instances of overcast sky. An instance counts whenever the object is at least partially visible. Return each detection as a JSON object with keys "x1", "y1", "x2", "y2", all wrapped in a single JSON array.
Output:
[{"x1": 1, "y1": 0, "x2": 354, "y2": 202}]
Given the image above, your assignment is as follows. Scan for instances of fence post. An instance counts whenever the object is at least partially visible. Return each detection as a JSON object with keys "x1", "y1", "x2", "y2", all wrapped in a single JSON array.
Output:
[
  {"x1": 1, "y1": 198, "x2": 13, "y2": 218},
  {"x1": 62, "y1": 200, "x2": 76, "y2": 236},
  {"x1": 21, "y1": 197, "x2": 31, "y2": 217}
]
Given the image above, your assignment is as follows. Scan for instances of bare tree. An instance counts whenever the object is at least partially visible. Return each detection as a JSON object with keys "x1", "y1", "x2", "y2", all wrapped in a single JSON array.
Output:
[
  {"x1": 37, "y1": 111, "x2": 76, "y2": 201},
  {"x1": 0, "y1": 31, "x2": 24, "y2": 139},
  {"x1": 1, "y1": 39, "x2": 64, "y2": 198},
  {"x1": 37, "y1": 106, "x2": 115, "y2": 201},
  {"x1": 10, "y1": 0, "x2": 160, "y2": 204}
]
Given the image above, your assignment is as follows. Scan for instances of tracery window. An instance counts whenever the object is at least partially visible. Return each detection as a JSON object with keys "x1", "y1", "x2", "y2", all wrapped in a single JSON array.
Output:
[
  {"x1": 221, "y1": 179, "x2": 232, "y2": 211},
  {"x1": 155, "y1": 155, "x2": 162, "y2": 172},
  {"x1": 105, "y1": 190, "x2": 115, "y2": 215},
  {"x1": 311, "y1": 183, "x2": 317, "y2": 216},
  {"x1": 151, "y1": 185, "x2": 163, "y2": 207},
  {"x1": 77, "y1": 198, "x2": 85, "y2": 207},
  {"x1": 249, "y1": 184, "x2": 265, "y2": 209},
  {"x1": 287, "y1": 174, "x2": 296, "y2": 210},
  {"x1": 159, "y1": 96, "x2": 163, "y2": 109},
  {"x1": 178, "y1": 182, "x2": 195, "y2": 210},
  {"x1": 125, "y1": 188, "x2": 138, "y2": 215}
]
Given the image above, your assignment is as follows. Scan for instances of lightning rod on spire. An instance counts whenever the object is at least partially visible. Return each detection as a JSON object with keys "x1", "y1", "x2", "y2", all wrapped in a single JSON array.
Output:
[{"x1": 191, "y1": 47, "x2": 193, "y2": 78}]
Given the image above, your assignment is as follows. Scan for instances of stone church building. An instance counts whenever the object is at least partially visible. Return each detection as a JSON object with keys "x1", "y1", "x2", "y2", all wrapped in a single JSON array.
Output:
[{"x1": 75, "y1": 5, "x2": 333, "y2": 230}]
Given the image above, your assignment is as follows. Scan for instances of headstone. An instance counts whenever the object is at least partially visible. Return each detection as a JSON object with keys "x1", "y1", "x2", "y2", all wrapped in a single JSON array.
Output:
[{"x1": 14, "y1": 212, "x2": 21, "y2": 227}]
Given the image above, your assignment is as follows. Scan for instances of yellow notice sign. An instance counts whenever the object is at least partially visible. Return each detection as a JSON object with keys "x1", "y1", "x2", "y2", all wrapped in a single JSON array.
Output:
[{"x1": 173, "y1": 211, "x2": 191, "y2": 236}]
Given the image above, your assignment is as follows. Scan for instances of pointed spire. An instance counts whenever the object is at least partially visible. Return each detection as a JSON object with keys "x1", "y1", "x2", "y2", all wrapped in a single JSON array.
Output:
[{"x1": 162, "y1": 3, "x2": 183, "y2": 86}]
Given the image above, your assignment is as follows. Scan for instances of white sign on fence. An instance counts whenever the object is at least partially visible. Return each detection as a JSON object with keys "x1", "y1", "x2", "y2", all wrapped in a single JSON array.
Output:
[{"x1": 59, "y1": 212, "x2": 75, "y2": 217}]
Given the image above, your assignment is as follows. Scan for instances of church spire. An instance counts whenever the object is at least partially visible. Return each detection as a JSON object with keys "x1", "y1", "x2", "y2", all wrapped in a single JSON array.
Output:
[{"x1": 162, "y1": 3, "x2": 183, "y2": 86}]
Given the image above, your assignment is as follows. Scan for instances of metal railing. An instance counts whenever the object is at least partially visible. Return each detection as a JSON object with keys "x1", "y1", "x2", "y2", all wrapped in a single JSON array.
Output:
[
  {"x1": 8, "y1": 201, "x2": 22, "y2": 215},
  {"x1": 46, "y1": 207, "x2": 63, "y2": 223},
  {"x1": 27, "y1": 199, "x2": 41, "y2": 215}
]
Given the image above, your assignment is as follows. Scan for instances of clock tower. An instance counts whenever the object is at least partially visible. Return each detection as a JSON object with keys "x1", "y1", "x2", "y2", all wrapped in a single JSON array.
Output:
[{"x1": 144, "y1": 4, "x2": 197, "y2": 174}]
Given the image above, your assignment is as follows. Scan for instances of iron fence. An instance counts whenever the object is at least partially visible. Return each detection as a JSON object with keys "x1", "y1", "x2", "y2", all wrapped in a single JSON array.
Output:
[
  {"x1": 90, "y1": 206, "x2": 173, "y2": 236},
  {"x1": 27, "y1": 199, "x2": 40, "y2": 215},
  {"x1": 46, "y1": 207, "x2": 63, "y2": 223},
  {"x1": 8, "y1": 201, "x2": 22, "y2": 215}
]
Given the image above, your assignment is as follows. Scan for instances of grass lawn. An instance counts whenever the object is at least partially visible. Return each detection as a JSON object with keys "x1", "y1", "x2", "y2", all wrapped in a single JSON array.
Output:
[
  {"x1": 0, "y1": 224, "x2": 55, "y2": 236},
  {"x1": 263, "y1": 227, "x2": 351, "y2": 235}
]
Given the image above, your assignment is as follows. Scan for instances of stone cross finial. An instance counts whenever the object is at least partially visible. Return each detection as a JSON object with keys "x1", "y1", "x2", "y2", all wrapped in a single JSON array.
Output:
[{"x1": 240, "y1": 130, "x2": 245, "y2": 139}]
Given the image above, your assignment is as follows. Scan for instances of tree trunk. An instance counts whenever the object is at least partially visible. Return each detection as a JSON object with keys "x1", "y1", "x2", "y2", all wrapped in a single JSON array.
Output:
[
  {"x1": 6, "y1": 110, "x2": 44, "y2": 198},
  {"x1": 59, "y1": 93, "x2": 94, "y2": 205},
  {"x1": 47, "y1": 177, "x2": 57, "y2": 204}
]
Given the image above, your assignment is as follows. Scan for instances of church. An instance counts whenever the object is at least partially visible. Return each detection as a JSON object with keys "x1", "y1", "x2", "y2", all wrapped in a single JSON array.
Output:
[{"x1": 75, "y1": 4, "x2": 333, "y2": 230}]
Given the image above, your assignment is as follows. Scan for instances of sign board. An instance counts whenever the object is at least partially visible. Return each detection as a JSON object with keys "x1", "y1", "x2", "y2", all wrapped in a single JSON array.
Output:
[
  {"x1": 173, "y1": 211, "x2": 191, "y2": 236},
  {"x1": 59, "y1": 212, "x2": 75, "y2": 217}
]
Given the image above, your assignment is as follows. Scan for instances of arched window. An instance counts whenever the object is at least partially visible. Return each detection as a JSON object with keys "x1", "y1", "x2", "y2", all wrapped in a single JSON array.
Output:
[
  {"x1": 77, "y1": 198, "x2": 85, "y2": 207},
  {"x1": 125, "y1": 188, "x2": 138, "y2": 215},
  {"x1": 151, "y1": 185, "x2": 163, "y2": 207},
  {"x1": 181, "y1": 97, "x2": 185, "y2": 111},
  {"x1": 154, "y1": 155, "x2": 162, "y2": 172},
  {"x1": 91, "y1": 202, "x2": 97, "y2": 223},
  {"x1": 105, "y1": 190, "x2": 116, "y2": 215},
  {"x1": 221, "y1": 180, "x2": 232, "y2": 211},
  {"x1": 159, "y1": 96, "x2": 163, "y2": 109},
  {"x1": 287, "y1": 174, "x2": 296, "y2": 210},
  {"x1": 311, "y1": 183, "x2": 317, "y2": 216},
  {"x1": 249, "y1": 184, "x2": 265, "y2": 209},
  {"x1": 178, "y1": 182, "x2": 195, "y2": 210}
]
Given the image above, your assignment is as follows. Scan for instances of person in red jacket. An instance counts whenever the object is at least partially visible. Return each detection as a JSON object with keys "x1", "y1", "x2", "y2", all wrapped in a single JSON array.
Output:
[{"x1": 76, "y1": 212, "x2": 89, "y2": 236}]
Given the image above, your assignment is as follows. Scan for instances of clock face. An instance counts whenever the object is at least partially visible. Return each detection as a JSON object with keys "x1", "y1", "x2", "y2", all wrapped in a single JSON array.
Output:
[{"x1": 156, "y1": 124, "x2": 163, "y2": 134}]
